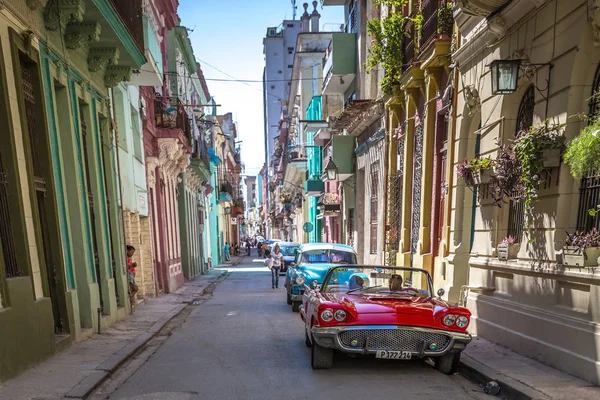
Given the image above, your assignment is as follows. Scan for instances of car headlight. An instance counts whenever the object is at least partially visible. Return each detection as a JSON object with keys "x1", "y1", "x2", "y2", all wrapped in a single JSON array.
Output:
[
  {"x1": 333, "y1": 309, "x2": 347, "y2": 322},
  {"x1": 456, "y1": 315, "x2": 469, "y2": 328},
  {"x1": 295, "y1": 276, "x2": 305, "y2": 285},
  {"x1": 443, "y1": 314, "x2": 456, "y2": 326},
  {"x1": 320, "y1": 309, "x2": 334, "y2": 322}
]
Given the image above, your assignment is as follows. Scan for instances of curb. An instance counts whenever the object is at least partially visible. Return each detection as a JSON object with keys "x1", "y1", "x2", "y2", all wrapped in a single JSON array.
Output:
[
  {"x1": 64, "y1": 271, "x2": 227, "y2": 399},
  {"x1": 459, "y1": 354, "x2": 549, "y2": 400}
]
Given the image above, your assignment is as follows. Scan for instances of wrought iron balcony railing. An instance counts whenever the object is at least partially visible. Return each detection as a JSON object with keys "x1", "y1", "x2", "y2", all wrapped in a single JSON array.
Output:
[
  {"x1": 154, "y1": 96, "x2": 192, "y2": 143},
  {"x1": 402, "y1": 19, "x2": 415, "y2": 73},
  {"x1": 420, "y1": 0, "x2": 453, "y2": 49}
]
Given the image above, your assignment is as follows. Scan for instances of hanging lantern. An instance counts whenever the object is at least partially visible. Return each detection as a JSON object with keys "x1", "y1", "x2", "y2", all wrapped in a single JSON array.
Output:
[{"x1": 489, "y1": 59, "x2": 521, "y2": 95}]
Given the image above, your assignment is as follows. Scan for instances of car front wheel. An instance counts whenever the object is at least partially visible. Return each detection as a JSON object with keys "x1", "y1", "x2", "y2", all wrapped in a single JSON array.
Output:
[
  {"x1": 292, "y1": 301, "x2": 300, "y2": 312},
  {"x1": 435, "y1": 352, "x2": 461, "y2": 375},
  {"x1": 311, "y1": 341, "x2": 333, "y2": 369}
]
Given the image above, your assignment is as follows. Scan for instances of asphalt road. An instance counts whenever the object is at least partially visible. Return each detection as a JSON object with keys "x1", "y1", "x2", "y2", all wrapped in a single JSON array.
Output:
[{"x1": 94, "y1": 257, "x2": 489, "y2": 400}]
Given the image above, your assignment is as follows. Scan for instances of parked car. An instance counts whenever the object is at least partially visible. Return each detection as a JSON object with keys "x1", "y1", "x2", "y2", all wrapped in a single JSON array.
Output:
[
  {"x1": 300, "y1": 265, "x2": 472, "y2": 371},
  {"x1": 273, "y1": 242, "x2": 300, "y2": 274},
  {"x1": 285, "y1": 243, "x2": 357, "y2": 312}
]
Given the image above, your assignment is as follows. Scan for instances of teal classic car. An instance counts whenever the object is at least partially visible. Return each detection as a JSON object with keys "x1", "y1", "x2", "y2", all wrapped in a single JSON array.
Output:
[{"x1": 285, "y1": 243, "x2": 357, "y2": 312}]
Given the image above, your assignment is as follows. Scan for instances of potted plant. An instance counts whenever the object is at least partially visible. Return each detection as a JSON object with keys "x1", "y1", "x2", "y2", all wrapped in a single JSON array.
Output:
[
  {"x1": 497, "y1": 235, "x2": 519, "y2": 261},
  {"x1": 365, "y1": 2, "x2": 423, "y2": 95},
  {"x1": 280, "y1": 191, "x2": 293, "y2": 204},
  {"x1": 488, "y1": 141, "x2": 524, "y2": 207},
  {"x1": 563, "y1": 229, "x2": 600, "y2": 267},
  {"x1": 456, "y1": 157, "x2": 494, "y2": 187},
  {"x1": 564, "y1": 116, "x2": 600, "y2": 180},
  {"x1": 437, "y1": 1, "x2": 454, "y2": 37},
  {"x1": 514, "y1": 120, "x2": 565, "y2": 222}
]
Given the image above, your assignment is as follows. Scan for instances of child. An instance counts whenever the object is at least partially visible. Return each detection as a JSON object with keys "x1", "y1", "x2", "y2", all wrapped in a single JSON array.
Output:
[{"x1": 126, "y1": 245, "x2": 138, "y2": 304}]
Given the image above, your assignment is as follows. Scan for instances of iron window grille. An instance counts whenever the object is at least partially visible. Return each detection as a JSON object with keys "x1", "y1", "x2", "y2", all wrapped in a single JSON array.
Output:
[
  {"x1": 370, "y1": 161, "x2": 380, "y2": 254},
  {"x1": 576, "y1": 65, "x2": 600, "y2": 231},
  {"x1": 507, "y1": 86, "x2": 534, "y2": 241}
]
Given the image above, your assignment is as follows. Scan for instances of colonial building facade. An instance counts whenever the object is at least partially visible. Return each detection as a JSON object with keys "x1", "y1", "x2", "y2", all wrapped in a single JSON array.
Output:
[{"x1": 0, "y1": 0, "x2": 145, "y2": 382}]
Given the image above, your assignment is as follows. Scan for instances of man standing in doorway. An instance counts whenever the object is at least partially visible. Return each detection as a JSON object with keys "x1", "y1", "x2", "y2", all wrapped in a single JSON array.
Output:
[
  {"x1": 224, "y1": 242, "x2": 231, "y2": 261},
  {"x1": 126, "y1": 245, "x2": 138, "y2": 306}
]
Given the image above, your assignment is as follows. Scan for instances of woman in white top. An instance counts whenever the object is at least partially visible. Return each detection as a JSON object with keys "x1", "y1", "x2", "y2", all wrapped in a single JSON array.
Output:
[{"x1": 271, "y1": 244, "x2": 284, "y2": 289}]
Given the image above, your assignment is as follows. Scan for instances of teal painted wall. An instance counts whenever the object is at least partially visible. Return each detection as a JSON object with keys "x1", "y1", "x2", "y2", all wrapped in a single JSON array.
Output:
[
  {"x1": 40, "y1": 47, "x2": 75, "y2": 290},
  {"x1": 209, "y1": 167, "x2": 221, "y2": 265}
]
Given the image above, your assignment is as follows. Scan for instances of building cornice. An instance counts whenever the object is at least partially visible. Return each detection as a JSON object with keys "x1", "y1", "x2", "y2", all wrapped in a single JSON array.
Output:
[{"x1": 453, "y1": 0, "x2": 547, "y2": 67}]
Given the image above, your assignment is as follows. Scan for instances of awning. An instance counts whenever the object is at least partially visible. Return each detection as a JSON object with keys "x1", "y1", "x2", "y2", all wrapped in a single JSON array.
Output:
[{"x1": 329, "y1": 99, "x2": 384, "y2": 133}]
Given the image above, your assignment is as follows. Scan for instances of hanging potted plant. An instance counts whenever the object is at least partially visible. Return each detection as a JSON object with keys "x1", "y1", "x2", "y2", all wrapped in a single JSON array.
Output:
[
  {"x1": 497, "y1": 235, "x2": 519, "y2": 261},
  {"x1": 563, "y1": 229, "x2": 600, "y2": 267},
  {"x1": 280, "y1": 191, "x2": 293, "y2": 204},
  {"x1": 456, "y1": 157, "x2": 494, "y2": 187},
  {"x1": 514, "y1": 120, "x2": 565, "y2": 222},
  {"x1": 564, "y1": 116, "x2": 600, "y2": 180},
  {"x1": 488, "y1": 141, "x2": 524, "y2": 207}
]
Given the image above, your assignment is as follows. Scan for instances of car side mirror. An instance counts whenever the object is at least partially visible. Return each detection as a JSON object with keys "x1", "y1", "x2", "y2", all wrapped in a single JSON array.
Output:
[
  {"x1": 437, "y1": 288, "x2": 445, "y2": 298},
  {"x1": 309, "y1": 281, "x2": 319, "y2": 290},
  {"x1": 290, "y1": 262, "x2": 296, "y2": 267}
]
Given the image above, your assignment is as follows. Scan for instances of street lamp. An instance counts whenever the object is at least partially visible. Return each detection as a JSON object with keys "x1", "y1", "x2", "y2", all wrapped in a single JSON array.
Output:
[
  {"x1": 324, "y1": 157, "x2": 339, "y2": 181},
  {"x1": 224, "y1": 206, "x2": 231, "y2": 215},
  {"x1": 489, "y1": 59, "x2": 521, "y2": 95}
]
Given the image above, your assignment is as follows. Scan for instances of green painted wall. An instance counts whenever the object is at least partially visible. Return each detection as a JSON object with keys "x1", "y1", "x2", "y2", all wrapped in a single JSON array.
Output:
[
  {"x1": 331, "y1": 33, "x2": 357, "y2": 75},
  {"x1": 331, "y1": 135, "x2": 356, "y2": 176},
  {"x1": 0, "y1": 279, "x2": 55, "y2": 382}
]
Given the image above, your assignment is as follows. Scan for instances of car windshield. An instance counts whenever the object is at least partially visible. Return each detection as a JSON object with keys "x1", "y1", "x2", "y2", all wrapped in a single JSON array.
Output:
[
  {"x1": 278, "y1": 246, "x2": 299, "y2": 256},
  {"x1": 299, "y1": 249, "x2": 357, "y2": 264},
  {"x1": 321, "y1": 266, "x2": 433, "y2": 297}
]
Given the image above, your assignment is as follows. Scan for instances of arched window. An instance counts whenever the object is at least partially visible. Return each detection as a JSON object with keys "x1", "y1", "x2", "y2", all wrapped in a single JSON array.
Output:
[
  {"x1": 576, "y1": 66, "x2": 600, "y2": 231},
  {"x1": 507, "y1": 86, "x2": 535, "y2": 241},
  {"x1": 589, "y1": 65, "x2": 600, "y2": 117}
]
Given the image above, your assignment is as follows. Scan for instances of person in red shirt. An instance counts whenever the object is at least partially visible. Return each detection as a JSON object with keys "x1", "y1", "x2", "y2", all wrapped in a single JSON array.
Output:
[{"x1": 126, "y1": 245, "x2": 138, "y2": 304}]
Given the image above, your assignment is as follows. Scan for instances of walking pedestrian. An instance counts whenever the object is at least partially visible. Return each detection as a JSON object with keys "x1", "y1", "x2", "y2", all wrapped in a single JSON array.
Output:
[
  {"x1": 224, "y1": 242, "x2": 231, "y2": 261},
  {"x1": 271, "y1": 244, "x2": 283, "y2": 289},
  {"x1": 246, "y1": 240, "x2": 251, "y2": 256}
]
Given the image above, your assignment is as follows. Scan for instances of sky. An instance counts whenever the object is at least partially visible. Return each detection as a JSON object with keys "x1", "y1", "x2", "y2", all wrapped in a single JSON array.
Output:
[{"x1": 179, "y1": 0, "x2": 344, "y2": 177}]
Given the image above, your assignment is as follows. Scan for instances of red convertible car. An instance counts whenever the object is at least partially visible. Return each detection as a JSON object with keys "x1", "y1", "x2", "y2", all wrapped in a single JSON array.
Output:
[{"x1": 300, "y1": 266, "x2": 471, "y2": 372}]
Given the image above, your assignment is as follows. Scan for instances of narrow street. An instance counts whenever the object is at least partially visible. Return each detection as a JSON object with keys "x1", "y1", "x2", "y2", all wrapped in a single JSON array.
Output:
[{"x1": 92, "y1": 257, "x2": 486, "y2": 400}]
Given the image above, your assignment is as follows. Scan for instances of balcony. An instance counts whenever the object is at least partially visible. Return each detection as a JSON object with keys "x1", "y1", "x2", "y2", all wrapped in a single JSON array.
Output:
[
  {"x1": 419, "y1": 0, "x2": 454, "y2": 60},
  {"x1": 42, "y1": 0, "x2": 146, "y2": 87},
  {"x1": 317, "y1": 192, "x2": 341, "y2": 217},
  {"x1": 301, "y1": 96, "x2": 328, "y2": 133},
  {"x1": 129, "y1": 15, "x2": 163, "y2": 86},
  {"x1": 219, "y1": 181, "x2": 234, "y2": 203},
  {"x1": 322, "y1": 33, "x2": 357, "y2": 95},
  {"x1": 154, "y1": 97, "x2": 192, "y2": 146},
  {"x1": 304, "y1": 179, "x2": 324, "y2": 196},
  {"x1": 402, "y1": 20, "x2": 416, "y2": 74},
  {"x1": 108, "y1": 0, "x2": 144, "y2": 53},
  {"x1": 325, "y1": 135, "x2": 355, "y2": 181}
]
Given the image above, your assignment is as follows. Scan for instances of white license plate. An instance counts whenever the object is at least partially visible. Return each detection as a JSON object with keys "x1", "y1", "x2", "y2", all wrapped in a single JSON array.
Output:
[{"x1": 375, "y1": 350, "x2": 412, "y2": 360}]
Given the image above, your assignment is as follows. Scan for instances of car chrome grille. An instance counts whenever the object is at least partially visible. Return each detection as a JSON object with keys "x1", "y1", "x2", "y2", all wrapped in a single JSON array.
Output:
[{"x1": 338, "y1": 328, "x2": 451, "y2": 352}]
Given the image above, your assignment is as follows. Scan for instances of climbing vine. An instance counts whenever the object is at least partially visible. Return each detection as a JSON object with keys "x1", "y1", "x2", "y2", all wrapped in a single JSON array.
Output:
[{"x1": 366, "y1": 0, "x2": 422, "y2": 95}]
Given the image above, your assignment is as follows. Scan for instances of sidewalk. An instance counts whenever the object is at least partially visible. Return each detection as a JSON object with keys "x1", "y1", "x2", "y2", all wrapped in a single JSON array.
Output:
[
  {"x1": 461, "y1": 336, "x2": 600, "y2": 399},
  {"x1": 216, "y1": 254, "x2": 245, "y2": 267},
  {"x1": 0, "y1": 269, "x2": 226, "y2": 400}
]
